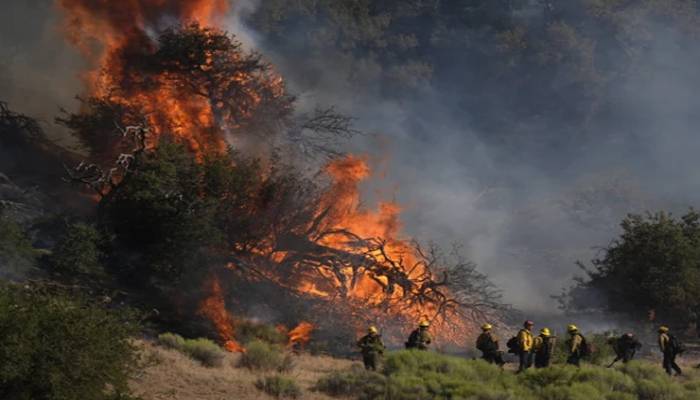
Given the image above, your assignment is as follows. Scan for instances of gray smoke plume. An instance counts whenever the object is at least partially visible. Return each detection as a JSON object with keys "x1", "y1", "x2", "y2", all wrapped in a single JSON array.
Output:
[{"x1": 3, "y1": 0, "x2": 700, "y2": 315}]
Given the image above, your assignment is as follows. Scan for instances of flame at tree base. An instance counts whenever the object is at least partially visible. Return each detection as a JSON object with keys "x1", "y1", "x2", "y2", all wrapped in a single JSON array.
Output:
[{"x1": 197, "y1": 277, "x2": 244, "y2": 353}]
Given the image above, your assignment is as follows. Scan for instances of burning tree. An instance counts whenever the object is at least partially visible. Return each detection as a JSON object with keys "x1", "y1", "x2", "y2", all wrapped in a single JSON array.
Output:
[{"x1": 56, "y1": 1, "x2": 505, "y2": 350}]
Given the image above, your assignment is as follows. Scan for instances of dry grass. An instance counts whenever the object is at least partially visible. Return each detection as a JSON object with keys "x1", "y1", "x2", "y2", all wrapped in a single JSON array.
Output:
[{"x1": 130, "y1": 340, "x2": 355, "y2": 400}]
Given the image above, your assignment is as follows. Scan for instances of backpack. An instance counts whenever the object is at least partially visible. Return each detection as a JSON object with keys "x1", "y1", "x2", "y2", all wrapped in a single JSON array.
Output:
[
  {"x1": 405, "y1": 330, "x2": 419, "y2": 349},
  {"x1": 541, "y1": 336, "x2": 555, "y2": 355},
  {"x1": 506, "y1": 336, "x2": 519, "y2": 354},
  {"x1": 578, "y1": 335, "x2": 593, "y2": 358},
  {"x1": 476, "y1": 333, "x2": 497, "y2": 352},
  {"x1": 668, "y1": 335, "x2": 686, "y2": 354}
]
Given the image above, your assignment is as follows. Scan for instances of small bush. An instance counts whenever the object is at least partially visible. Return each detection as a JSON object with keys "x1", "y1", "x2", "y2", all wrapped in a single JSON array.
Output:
[
  {"x1": 182, "y1": 338, "x2": 225, "y2": 367},
  {"x1": 238, "y1": 320, "x2": 287, "y2": 345},
  {"x1": 49, "y1": 222, "x2": 104, "y2": 277},
  {"x1": 255, "y1": 375, "x2": 302, "y2": 399},
  {"x1": 0, "y1": 283, "x2": 139, "y2": 400},
  {"x1": 0, "y1": 215, "x2": 38, "y2": 277},
  {"x1": 157, "y1": 332, "x2": 186, "y2": 350},
  {"x1": 157, "y1": 333, "x2": 224, "y2": 367},
  {"x1": 314, "y1": 367, "x2": 387, "y2": 398},
  {"x1": 240, "y1": 339, "x2": 293, "y2": 372}
]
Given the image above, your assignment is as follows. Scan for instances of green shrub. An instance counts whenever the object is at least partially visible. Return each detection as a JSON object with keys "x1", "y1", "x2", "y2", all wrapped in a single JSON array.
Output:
[
  {"x1": 255, "y1": 375, "x2": 302, "y2": 399},
  {"x1": 314, "y1": 367, "x2": 387, "y2": 399},
  {"x1": 0, "y1": 215, "x2": 38, "y2": 276},
  {"x1": 239, "y1": 339, "x2": 293, "y2": 371},
  {"x1": 49, "y1": 222, "x2": 104, "y2": 277},
  {"x1": 316, "y1": 351, "x2": 700, "y2": 400},
  {"x1": 572, "y1": 365, "x2": 635, "y2": 393},
  {"x1": 157, "y1": 332, "x2": 186, "y2": 350},
  {"x1": 182, "y1": 338, "x2": 225, "y2": 367},
  {"x1": 157, "y1": 333, "x2": 224, "y2": 367},
  {"x1": 238, "y1": 319, "x2": 287, "y2": 345},
  {"x1": 0, "y1": 283, "x2": 139, "y2": 400}
]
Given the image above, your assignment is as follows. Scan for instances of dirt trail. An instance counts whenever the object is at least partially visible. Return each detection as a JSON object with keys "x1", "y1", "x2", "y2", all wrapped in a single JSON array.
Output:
[{"x1": 130, "y1": 341, "x2": 356, "y2": 400}]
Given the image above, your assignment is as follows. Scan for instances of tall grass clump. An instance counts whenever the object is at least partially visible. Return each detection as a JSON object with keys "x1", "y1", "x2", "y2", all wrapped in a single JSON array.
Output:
[
  {"x1": 255, "y1": 375, "x2": 302, "y2": 399},
  {"x1": 239, "y1": 339, "x2": 294, "y2": 372},
  {"x1": 157, "y1": 333, "x2": 224, "y2": 367}
]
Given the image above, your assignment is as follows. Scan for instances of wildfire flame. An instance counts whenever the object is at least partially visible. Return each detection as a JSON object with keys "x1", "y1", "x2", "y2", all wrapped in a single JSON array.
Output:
[
  {"x1": 57, "y1": 0, "x2": 286, "y2": 155},
  {"x1": 197, "y1": 277, "x2": 244, "y2": 353},
  {"x1": 57, "y1": 0, "x2": 480, "y2": 351},
  {"x1": 287, "y1": 322, "x2": 314, "y2": 350}
]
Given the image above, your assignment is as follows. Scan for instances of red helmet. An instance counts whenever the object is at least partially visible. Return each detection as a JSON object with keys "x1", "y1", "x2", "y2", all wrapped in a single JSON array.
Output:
[{"x1": 524, "y1": 320, "x2": 534, "y2": 327}]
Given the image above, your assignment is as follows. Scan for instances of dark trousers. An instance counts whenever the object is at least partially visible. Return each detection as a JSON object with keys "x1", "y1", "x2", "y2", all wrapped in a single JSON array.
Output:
[
  {"x1": 482, "y1": 351, "x2": 505, "y2": 366},
  {"x1": 518, "y1": 351, "x2": 533, "y2": 372},
  {"x1": 362, "y1": 352, "x2": 380, "y2": 371},
  {"x1": 535, "y1": 353, "x2": 551, "y2": 368},
  {"x1": 663, "y1": 352, "x2": 682, "y2": 375},
  {"x1": 567, "y1": 353, "x2": 581, "y2": 367}
]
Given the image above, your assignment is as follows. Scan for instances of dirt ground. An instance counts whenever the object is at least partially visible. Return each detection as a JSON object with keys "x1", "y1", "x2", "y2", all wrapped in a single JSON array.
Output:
[{"x1": 130, "y1": 340, "x2": 356, "y2": 400}]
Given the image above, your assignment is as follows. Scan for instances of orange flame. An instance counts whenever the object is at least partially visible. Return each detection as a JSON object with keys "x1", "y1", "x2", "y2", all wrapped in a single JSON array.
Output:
[
  {"x1": 56, "y1": 1, "x2": 477, "y2": 348},
  {"x1": 197, "y1": 277, "x2": 244, "y2": 353},
  {"x1": 287, "y1": 322, "x2": 314, "y2": 349},
  {"x1": 56, "y1": 0, "x2": 286, "y2": 155}
]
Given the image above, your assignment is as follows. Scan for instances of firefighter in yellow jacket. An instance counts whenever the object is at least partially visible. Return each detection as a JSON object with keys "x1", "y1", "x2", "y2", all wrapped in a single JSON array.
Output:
[
  {"x1": 476, "y1": 323, "x2": 505, "y2": 366},
  {"x1": 533, "y1": 328, "x2": 556, "y2": 368},
  {"x1": 566, "y1": 324, "x2": 587, "y2": 367},
  {"x1": 658, "y1": 326, "x2": 682, "y2": 376},
  {"x1": 516, "y1": 320, "x2": 534, "y2": 372}
]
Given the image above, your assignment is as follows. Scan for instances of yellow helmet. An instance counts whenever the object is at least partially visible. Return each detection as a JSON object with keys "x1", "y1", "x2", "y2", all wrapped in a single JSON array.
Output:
[
  {"x1": 567, "y1": 324, "x2": 578, "y2": 333},
  {"x1": 368, "y1": 326, "x2": 378, "y2": 334},
  {"x1": 419, "y1": 321, "x2": 430, "y2": 328},
  {"x1": 659, "y1": 326, "x2": 669, "y2": 333},
  {"x1": 540, "y1": 328, "x2": 551, "y2": 336},
  {"x1": 481, "y1": 323, "x2": 493, "y2": 331}
]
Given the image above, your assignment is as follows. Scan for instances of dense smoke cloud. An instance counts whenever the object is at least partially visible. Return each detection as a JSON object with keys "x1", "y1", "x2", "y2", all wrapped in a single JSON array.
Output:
[
  {"x1": 0, "y1": 0, "x2": 83, "y2": 145},
  {"x1": 235, "y1": 2, "x2": 700, "y2": 313},
  {"x1": 2, "y1": 0, "x2": 700, "y2": 314}
]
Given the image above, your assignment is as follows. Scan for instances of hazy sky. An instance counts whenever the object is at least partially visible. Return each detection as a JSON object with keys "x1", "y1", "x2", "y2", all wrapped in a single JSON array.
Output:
[{"x1": 3, "y1": 0, "x2": 700, "y2": 312}]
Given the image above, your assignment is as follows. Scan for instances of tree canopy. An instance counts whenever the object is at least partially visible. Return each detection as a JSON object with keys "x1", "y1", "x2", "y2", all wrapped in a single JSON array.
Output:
[{"x1": 560, "y1": 210, "x2": 700, "y2": 327}]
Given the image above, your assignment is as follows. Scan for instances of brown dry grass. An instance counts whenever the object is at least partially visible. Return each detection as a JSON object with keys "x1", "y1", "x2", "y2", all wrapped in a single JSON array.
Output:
[{"x1": 130, "y1": 340, "x2": 356, "y2": 400}]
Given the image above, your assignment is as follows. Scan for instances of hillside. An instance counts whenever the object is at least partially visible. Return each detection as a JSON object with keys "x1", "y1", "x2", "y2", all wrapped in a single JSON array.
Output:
[
  {"x1": 131, "y1": 338, "x2": 700, "y2": 400},
  {"x1": 131, "y1": 340, "x2": 354, "y2": 400}
]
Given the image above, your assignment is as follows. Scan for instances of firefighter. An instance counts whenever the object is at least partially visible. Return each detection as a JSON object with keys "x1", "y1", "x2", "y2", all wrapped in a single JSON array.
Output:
[
  {"x1": 476, "y1": 323, "x2": 505, "y2": 366},
  {"x1": 533, "y1": 327, "x2": 556, "y2": 368},
  {"x1": 357, "y1": 326, "x2": 385, "y2": 371},
  {"x1": 608, "y1": 333, "x2": 642, "y2": 367},
  {"x1": 516, "y1": 320, "x2": 534, "y2": 372},
  {"x1": 658, "y1": 326, "x2": 683, "y2": 376},
  {"x1": 406, "y1": 321, "x2": 432, "y2": 350},
  {"x1": 566, "y1": 324, "x2": 588, "y2": 367}
]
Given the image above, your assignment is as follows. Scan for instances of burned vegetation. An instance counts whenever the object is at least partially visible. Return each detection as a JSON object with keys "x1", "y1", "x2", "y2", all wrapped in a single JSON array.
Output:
[{"x1": 49, "y1": 3, "x2": 505, "y2": 351}]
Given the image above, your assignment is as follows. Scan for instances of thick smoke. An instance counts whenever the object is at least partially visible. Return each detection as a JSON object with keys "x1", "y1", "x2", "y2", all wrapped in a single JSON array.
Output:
[
  {"x1": 233, "y1": 3, "x2": 700, "y2": 314},
  {"x1": 0, "y1": 0, "x2": 83, "y2": 145},
  {"x1": 3, "y1": 1, "x2": 700, "y2": 315}
]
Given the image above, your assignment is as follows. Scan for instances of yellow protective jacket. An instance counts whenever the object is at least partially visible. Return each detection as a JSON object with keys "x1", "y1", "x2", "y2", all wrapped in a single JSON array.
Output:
[
  {"x1": 658, "y1": 333, "x2": 670, "y2": 353},
  {"x1": 568, "y1": 333, "x2": 583, "y2": 354},
  {"x1": 517, "y1": 328, "x2": 534, "y2": 352},
  {"x1": 534, "y1": 335, "x2": 556, "y2": 356}
]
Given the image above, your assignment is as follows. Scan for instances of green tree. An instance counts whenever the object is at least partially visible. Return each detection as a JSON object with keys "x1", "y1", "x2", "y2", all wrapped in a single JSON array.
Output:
[
  {"x1": 100, "y1": 139, "x2": 222, "y2": 283},
  {"x1": 0, "y1": 283, "x2": 140, "y2": 400},
  {"x1": 560, "y1": 210, "x2": 700, "y2": 326},
  {"x1": 49, "y1": 222, "x2": 104, "y2": 278},
  {"x1": 0, "y1": 214, "x2": 37, "y2": 276}
]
